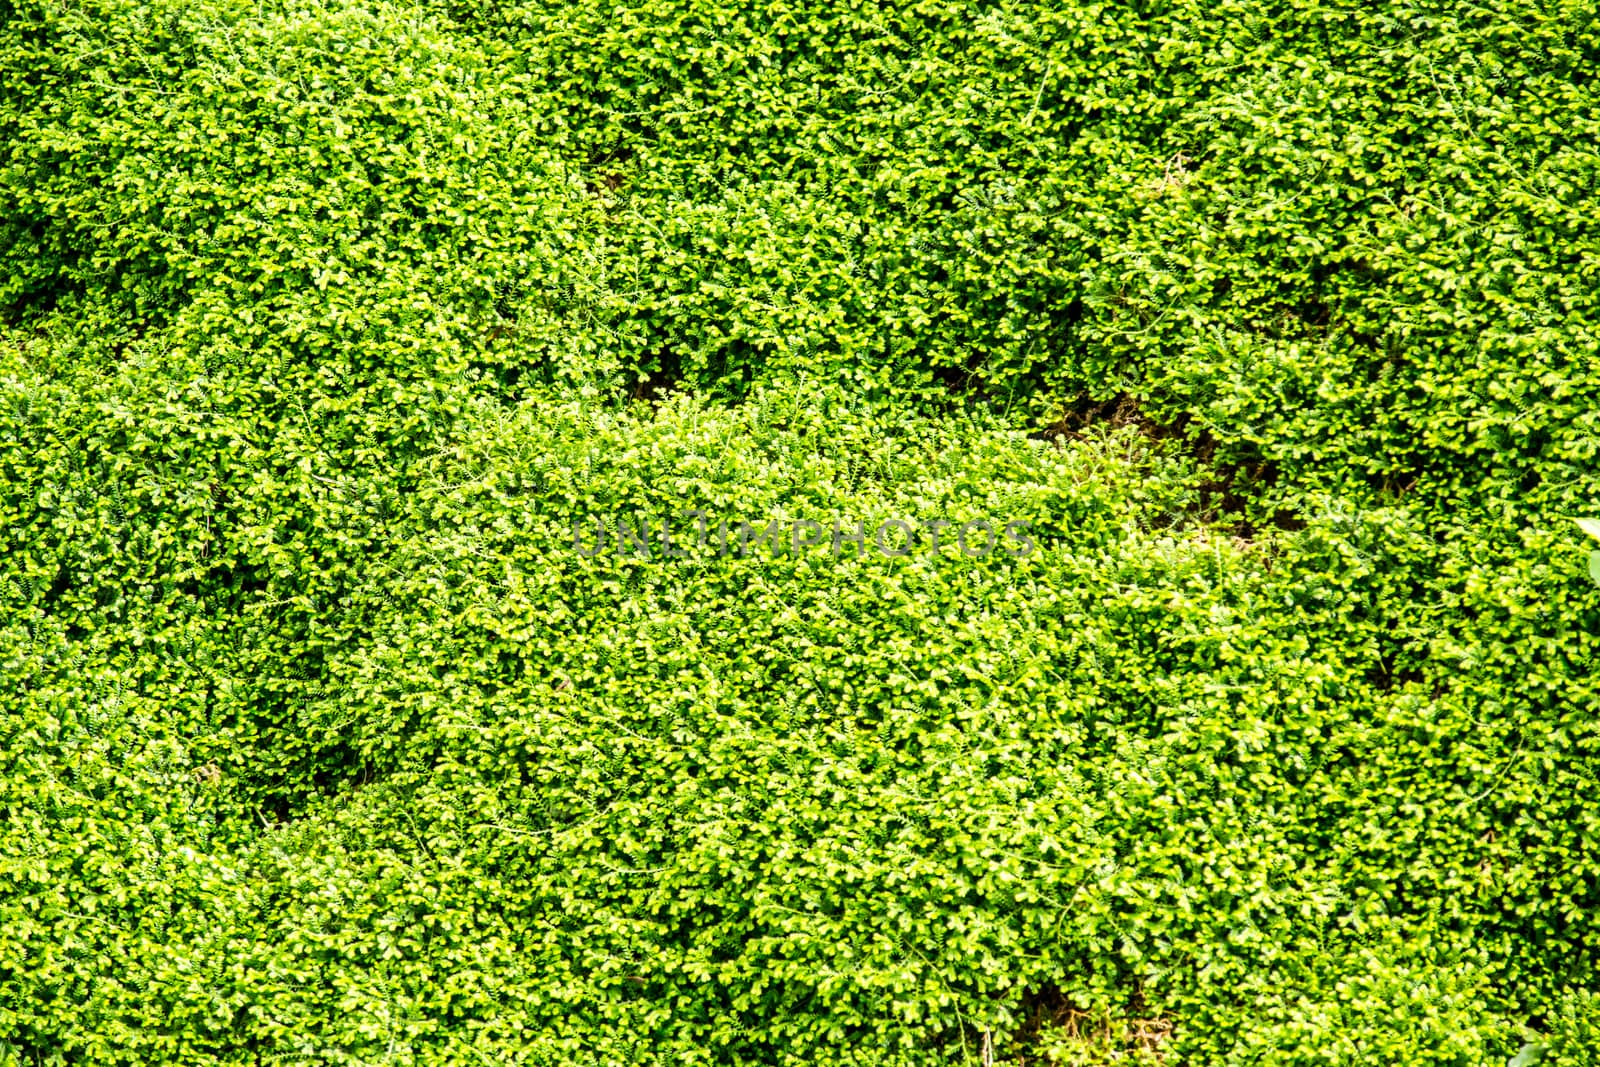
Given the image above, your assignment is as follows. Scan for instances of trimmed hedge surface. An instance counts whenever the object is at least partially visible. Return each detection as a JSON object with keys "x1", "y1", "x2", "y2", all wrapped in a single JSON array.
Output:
[{"x1": 3, "y1": 0, "x2": 1600, "y2": 1063}]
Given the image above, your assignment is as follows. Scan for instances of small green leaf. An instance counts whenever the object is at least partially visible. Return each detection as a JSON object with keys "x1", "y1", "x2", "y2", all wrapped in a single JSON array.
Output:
[{"x1": 1509, "y1": 1040, "x2": 1548, "y2": 1067}]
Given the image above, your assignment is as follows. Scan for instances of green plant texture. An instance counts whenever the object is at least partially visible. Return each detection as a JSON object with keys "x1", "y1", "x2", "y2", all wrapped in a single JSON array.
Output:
[{"x1": 2, "y1": 0, "x2": 1599, "y2": 1063}]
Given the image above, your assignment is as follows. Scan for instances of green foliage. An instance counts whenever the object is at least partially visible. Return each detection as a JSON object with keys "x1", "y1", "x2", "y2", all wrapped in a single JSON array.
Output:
[
  {"x1": 3, "y1": 0, "x2": 1600, "y2": 1063},
  {"x1": 1513, "y1": 989, "x2": 1600, "y2": 1067}
]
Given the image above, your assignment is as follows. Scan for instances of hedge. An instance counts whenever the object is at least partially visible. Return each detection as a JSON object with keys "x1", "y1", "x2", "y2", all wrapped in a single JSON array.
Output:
[{"x1": 3, "y1": 0, "x2": 1599, "y2": 1062}]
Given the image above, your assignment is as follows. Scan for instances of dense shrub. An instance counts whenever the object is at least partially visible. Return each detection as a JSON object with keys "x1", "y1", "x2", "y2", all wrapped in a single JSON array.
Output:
[{"x1": 3, "y1": 0, "x2": 1600, "y2": 1062}]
